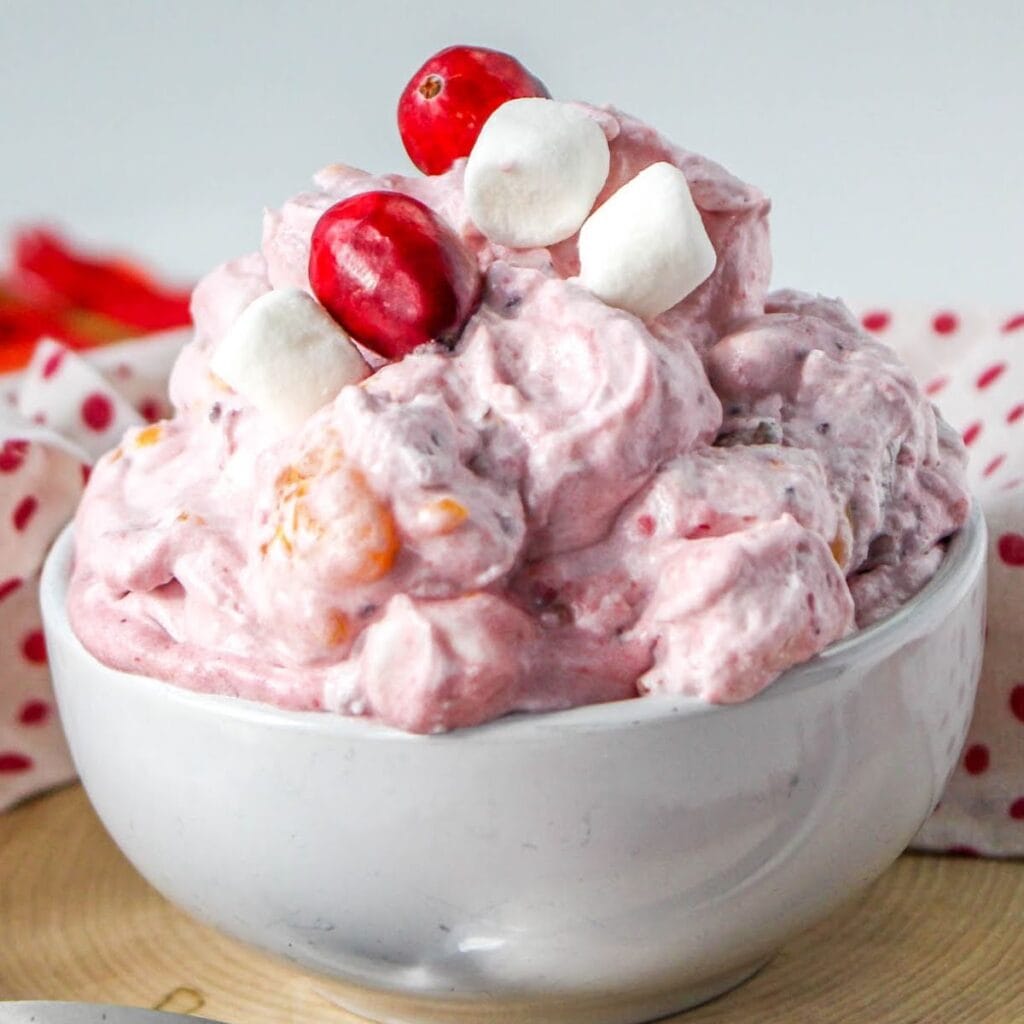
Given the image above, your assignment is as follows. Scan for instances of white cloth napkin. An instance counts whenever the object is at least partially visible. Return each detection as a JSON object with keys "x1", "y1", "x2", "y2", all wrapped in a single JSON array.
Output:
[
  {"x1": 1, "y1": 308, "x2": 1021, "y2": 858},
  {"x1": 0, "y1": 331, "x2": 183, "y2": 811},
  {"x1": 854, "y1": 306, "x2": 1024, "y2": 856}
]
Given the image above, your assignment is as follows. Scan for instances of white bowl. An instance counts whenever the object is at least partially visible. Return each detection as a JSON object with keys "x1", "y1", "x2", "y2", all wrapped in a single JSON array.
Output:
[{"x1": 42, "y1": 508, "x2": 986, "y2": 1024}]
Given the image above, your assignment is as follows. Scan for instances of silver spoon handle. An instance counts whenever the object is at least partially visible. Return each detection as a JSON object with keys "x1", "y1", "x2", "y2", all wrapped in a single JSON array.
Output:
[{"x1": 0, "y1": 1002, "x2": 227, "y2": 1024}]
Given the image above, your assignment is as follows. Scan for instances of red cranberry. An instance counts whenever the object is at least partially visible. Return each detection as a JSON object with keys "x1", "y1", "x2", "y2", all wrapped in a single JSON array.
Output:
[
  {"x1": 398, "y1": 45, "x2": 549, "y2": 175},
  {"x1": 309, "y1": 191, "x2": 481, "y2": 360}
]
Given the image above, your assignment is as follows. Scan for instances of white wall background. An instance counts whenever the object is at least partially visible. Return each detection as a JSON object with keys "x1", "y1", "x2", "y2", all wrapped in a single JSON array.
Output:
[{"x1": 1, "y1": 0, "x2": 1021, "y2": 303}]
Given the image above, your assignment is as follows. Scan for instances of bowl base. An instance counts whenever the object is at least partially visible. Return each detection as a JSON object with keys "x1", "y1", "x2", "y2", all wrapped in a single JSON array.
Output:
[{"x1": 310, "y1": 956, "x2": 771, "y2": 1024}]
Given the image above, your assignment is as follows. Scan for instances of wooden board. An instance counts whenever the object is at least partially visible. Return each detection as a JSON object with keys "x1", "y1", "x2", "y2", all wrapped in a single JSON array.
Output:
[{"x1": 1, "y1": 785, "x2": 1023, "y2": 1023}]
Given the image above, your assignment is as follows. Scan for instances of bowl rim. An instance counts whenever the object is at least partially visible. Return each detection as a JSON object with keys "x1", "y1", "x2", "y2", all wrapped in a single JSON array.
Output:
[{"x1": 42, "y1": 503, "x2": 986, "y2": 741}]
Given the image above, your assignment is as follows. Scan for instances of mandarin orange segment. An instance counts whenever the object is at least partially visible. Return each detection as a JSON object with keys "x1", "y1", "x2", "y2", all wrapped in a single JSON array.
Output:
[
  {"x1": 416, "y1": 495, "x2": 470, "y2": 536},
  {"x1": 358, "y1": 511, "x2": 400, "y2": 582},
  {"x1": 135, "y1": 424, "x2": 164, "y2": 448},
  {"x1": 434, "y1": 496, "x2": 469, "y2": 531},
  {"x1": 326, "y1": 610, "x2": 350, "y2": 646},
  {"x1": 829, "y1": 534, "x2": 847, "y2": 566},
  {"x1": 262, "y1": 453, "x2": 400, "y2": 581}
]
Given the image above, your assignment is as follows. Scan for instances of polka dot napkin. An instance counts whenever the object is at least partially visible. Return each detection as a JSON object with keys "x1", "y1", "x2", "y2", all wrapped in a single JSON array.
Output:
[
  {"x1": 0, "y1": 331, "x2": 184, "y2": 811},
  {"x1": 854, "y1": 307, "x2": 1024, "y2": 857},
  {"x1": 0, "y1": 305, "x2": 1021, "y2": 859}
]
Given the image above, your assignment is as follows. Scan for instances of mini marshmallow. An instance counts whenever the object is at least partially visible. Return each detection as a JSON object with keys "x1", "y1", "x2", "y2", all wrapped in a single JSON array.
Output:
[
  {"x1": 210, "y1": 288, "x2": 369, "y2": 430},
  {"x1": 464, "y1": 98, "x2": 610, "y2": 248},
  {"x1": 578, "y1": 161, "x2": 717, "y2": 320}
]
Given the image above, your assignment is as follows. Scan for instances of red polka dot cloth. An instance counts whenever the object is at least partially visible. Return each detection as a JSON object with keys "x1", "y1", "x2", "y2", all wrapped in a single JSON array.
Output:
[
  {"x1": 0, "y1": 331, "x2": 184, "y2": 811},
  {"x1": 855, "y1": 306, "x2": 1024, "y2": 856},
  {"x1": 0, "y1": 304, "x2": 1021, "y2": 858}
]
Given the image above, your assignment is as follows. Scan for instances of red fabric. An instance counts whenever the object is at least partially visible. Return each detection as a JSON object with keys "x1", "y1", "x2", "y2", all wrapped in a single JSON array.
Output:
[{"x1": 0, "y1": 228, "x2": 191, "y2": 374}]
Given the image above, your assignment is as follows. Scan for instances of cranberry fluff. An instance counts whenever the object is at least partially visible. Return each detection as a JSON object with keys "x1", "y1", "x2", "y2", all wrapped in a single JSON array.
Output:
[{"x1": 68, "y1": 46, "x2": 969, "y2": 733}]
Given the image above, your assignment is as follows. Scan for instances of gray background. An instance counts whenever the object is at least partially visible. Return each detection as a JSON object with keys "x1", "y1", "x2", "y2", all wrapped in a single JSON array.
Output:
[{"x1": 1, "y1": 0, "x2": 1021, "y2": 302}]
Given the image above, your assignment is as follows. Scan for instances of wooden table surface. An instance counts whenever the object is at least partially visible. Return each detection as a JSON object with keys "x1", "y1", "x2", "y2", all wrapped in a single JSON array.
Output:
[{"x1": 2, "y1": 785, "x2": 1023, "y2": 1024}]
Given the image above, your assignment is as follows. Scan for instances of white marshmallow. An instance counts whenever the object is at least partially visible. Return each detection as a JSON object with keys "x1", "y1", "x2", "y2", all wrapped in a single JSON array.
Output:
[
  {"x1": 577, "y1": 161, "x2": 717, "y2": 320},
  {"x1": 464, "y1": 98, "x2": 610, "y2": 248},
  {"x1": 210, "y1": 288, "x2": 369, "y2": 430}
]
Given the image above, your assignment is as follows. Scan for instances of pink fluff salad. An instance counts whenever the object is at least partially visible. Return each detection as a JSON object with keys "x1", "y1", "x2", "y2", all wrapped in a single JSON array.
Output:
[{"x1": 69, "y1": 106, "x2": 970, "y2": 733}]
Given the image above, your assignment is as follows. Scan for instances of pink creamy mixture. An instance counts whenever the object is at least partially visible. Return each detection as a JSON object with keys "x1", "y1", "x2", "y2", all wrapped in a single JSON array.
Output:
[{"x1": 69, "y1": 107, "x2": 970, "y2": 732}]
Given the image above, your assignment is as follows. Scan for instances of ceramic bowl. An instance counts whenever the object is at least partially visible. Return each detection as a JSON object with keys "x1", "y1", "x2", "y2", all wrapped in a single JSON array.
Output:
[{"x1": 41, "y1": 506, "x2": 986, "y2": 1024}]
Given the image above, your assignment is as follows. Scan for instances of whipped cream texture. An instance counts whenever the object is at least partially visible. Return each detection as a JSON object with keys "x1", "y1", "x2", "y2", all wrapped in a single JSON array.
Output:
[{"x1": 69, "y1": 104, "x2": 969, "y2": 732}]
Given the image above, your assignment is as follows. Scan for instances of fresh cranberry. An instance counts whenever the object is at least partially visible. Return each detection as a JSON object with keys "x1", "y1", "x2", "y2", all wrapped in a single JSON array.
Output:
[
  {"x1": 309, "y1": 191, "x2": 481, "y2": 359},
  {"x1": 397, "y1": 45, "x2": 549, "y2": 175}
]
